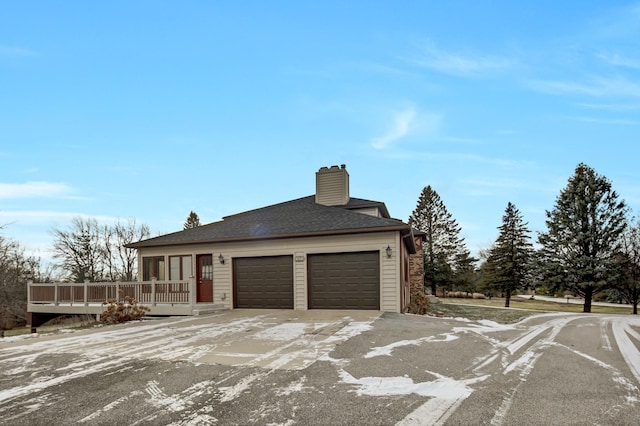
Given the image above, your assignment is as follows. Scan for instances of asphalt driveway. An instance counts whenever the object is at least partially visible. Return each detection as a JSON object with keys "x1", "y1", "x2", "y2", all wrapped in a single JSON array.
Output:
[{"x1": 1, "y1": 310, "x2": 639, "y2": 425}]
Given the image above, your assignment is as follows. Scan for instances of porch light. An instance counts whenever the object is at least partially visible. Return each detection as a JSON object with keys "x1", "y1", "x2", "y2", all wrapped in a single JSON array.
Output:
[
  {"x1": 386, "y1": 245, "x2": 392, "y2": 258},
  {"x1": 218, "y1": 253, "x2": 225, "y2": 264}
]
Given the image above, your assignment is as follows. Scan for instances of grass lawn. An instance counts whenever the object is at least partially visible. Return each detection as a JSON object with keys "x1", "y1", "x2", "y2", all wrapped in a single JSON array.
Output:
[{"x1": 427, "y1": 296, "x2": 635, "y2": 324}]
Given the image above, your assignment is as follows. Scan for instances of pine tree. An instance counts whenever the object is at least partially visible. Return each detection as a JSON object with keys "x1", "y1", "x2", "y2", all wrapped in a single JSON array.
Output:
[
  {"x1": 453, "y1": 249, "x2": 478, "y2": 295},
  {"x1": 184, "y1": 211, "x2": 201, "y2": 230},
  {"x1": 538, "y1": 163, "x2": 627, "y2": 312},
  {"x1": 485, "y1": 202, "x2": 534, "y2": 307},
  {"x1": 408, "y1": 185, "x2": 469, "y2": 296}
]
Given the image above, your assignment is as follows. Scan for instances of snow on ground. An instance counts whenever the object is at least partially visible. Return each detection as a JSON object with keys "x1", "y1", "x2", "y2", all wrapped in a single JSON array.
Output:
[
  {"x1": 274, "y1": 376, "x2": 310, "y2": 397},
  {"x1": 364, "y1": 333, "x2": 458, "y2": 359},
  {"x1": 338, "y1": 369, "x2": 489, "y2": 398},
  {"x1": 0, "y1": 315, "x2": 375, "y2": 421},
  {"x1": 0, "y1": 310, "x2": 381, "y2": 423},
  {"x1": 3, "y1": 311, "x2": 640, "y2": 425},
  {"x1": 253, "y1": 322, "x2": 312, "y2": 341}
]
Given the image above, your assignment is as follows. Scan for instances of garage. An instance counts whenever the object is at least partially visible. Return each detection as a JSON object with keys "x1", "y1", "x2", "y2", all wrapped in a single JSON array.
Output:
[
  {"x1": 307, "y1": 251, "x2": 380, "y2": 310},
  {"x1": 233, "y1": 256, "x2": 294, "y2": 309}
]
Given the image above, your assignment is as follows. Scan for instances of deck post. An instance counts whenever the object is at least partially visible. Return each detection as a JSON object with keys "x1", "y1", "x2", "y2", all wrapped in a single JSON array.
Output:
[
  {"x1": 152, "y1": 278, "x2": 157, "y2": 307},
  {"x1": 189, "y1": 276, "x2": 196, "y2": 307},
  {"x1": 54, "y1": 282, "x2": 59, "y2": 306},
  {"x1": 84, "y1": 279, "x2": 89, "y2": 307},
  {"x1": 116, "y1": 281, "x2": 120, "y2": 302}
]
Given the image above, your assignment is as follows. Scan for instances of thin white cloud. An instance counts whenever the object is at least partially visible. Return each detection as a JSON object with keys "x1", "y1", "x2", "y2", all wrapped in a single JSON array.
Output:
[
  {"x1": 0, "y1": 182, "x2": 72, "y2": 199},
  {"x1": 370, "y1": 107, "x2": 441, "y2": 150},
  {"x1": 578, "y1": 102, "x2": 639, "y2": 112},
  {"x1": 0, "y1": 210, "x2": 121, "y2": 224},
  {"x1": 349, "y1": 61, "x2": 417, "y2": 78},
  {"x1": 445, "y1": 137, "x2": 480, "y2": 144},
  {"x1": 375, "y1": 150, "x2": 535, "y2": 170},
  {"x1": 371, "y1": 107, "x2": 417, "y2": 149},
  {"x1": 0, "y1": 45, "x2": 37, "y2": 57},
  {"x1": 597, "y1": 51, "x2": 640, "y2": 70},
  {"x1": 413, "y1": 40, "x2": 512, "y2": 77},
  {"x1": 529, "y1": 75, "x2": 640, "y2": 98},
  {"x1": 571, "y1": 116, "x2": 639, "y2": 125}
]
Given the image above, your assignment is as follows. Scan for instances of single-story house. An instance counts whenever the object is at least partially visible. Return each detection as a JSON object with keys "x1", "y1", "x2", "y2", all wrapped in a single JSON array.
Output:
[{"x1": 127, "y1": 165, "x2": 424, "y2": 313}]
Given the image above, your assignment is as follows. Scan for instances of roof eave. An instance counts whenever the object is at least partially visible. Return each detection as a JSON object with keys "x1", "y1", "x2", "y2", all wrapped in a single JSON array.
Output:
[{"x1": 126, "y1": 225, "x2": 412, "y2": 249}]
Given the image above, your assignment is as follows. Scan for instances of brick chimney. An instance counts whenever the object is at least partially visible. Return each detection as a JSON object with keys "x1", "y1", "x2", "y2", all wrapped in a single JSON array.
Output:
[{"x1": 315, "y1": 164, "x2": 350, "y2": 206}]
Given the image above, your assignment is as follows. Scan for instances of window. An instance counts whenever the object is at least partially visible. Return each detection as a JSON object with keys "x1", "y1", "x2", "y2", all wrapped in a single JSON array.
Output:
[
  {"x1": 199, "y1": 255, "x2": 213, "y2": 281},
  {"x1": 143, "y1": 256, "x2": 165, "y2": 281},
  {"x1": 169, "y1": 255, "x2": 192, "y2": 281}
]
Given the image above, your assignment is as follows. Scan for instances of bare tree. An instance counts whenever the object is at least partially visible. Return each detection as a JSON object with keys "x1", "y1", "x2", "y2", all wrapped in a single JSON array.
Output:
[
  {"x1": 52, "y1": 217, "x2": 150, "y2": 283},
  {"x1": 104, "y1": 219, "x2": 150, "y2": 281},
  {"x1": 52, "y1": 217, "x2": 105, "y2": 282},
  {"x1": 0, "y1": 235, "x2": 43, "y2": 329}
]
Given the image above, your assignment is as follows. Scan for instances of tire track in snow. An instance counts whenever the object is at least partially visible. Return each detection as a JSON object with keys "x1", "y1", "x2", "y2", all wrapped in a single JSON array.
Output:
[
  {"x1": 600, "y1": 318, "x2": 613, "y2": 352},
  {"x1": 490, "y1": 316, "x2": 581, "y2": 426},
  {"x1": 394, "y1": 314, "x2": 583, "y2": 426},
  {"x1": 1, "y1": 315, "x2": 261, "y2": 369},
  {"x1": 553, "y1": 341, "x2": 640, "y2": 404},
  {"x1": 80, "y1": 316, "x2": 376, "y2": 425},
  {"x1": 0, "y1": 356, "x2": 126, "y2": 406},
  {"x1": 78, "y1": 390, "x2": 145, "y2": 423},
  {"x1": 0, "y1": 315, "x2": 265, "y2": 414},
  {"x1": 611, "y1": 317, "x2": 640, "y2": 385}
]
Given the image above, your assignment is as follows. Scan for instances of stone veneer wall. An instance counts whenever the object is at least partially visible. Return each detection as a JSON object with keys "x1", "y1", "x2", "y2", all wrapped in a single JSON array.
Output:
[{"x1": 409, "y1": 236, "x2": 425, "y2": 294}]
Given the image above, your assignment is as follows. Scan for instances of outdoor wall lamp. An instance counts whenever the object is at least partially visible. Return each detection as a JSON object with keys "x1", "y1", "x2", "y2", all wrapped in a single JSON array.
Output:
[
  {"x1": 218, "y1": 253, "x2": 225, "y2": 264},
  {"x1": 386, "y1": 245, "x2": 392, "y2": 258}
]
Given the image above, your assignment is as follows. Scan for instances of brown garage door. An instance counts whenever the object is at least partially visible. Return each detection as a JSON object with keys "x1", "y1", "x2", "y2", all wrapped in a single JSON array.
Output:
[
  {"x1": 233, "y1": 256, "x2": 294, "y2": 309},
  {"x1": 308, "y1": 251, "x2": 380, "y2": 310}
]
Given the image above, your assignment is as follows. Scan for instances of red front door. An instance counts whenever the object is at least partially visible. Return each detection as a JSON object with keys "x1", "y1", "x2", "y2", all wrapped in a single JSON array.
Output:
[{"x1": 196, "y1": 254, "x2": 213, "y2": 303}]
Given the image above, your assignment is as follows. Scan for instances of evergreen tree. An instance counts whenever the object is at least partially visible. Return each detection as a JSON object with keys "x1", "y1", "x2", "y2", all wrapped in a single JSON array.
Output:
[
  {"x1": 475, "y1": 246, "x2": 496, "y2": 298},
  {"x1": 485, "y1": 202, "x2": 534, "y2": 307},
  {"x1": 615, "y1": 217, "x2": 640, "y2": 314},
  {"x1": 184, "y1": 211, "x2": 202, "y2": 230},
  {"x1": 538, "y1": 163, "x2": 627, "y2": 312},
  {"x1": 408, "y1": 185, "x2": 468, "y2": 296},
  {"x1": 453, "y1": 250, "x2": 478, "y2": 295}
]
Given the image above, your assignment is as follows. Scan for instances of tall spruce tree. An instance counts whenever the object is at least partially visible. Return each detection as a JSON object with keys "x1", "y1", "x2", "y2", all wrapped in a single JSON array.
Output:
[
  {"x1": 485, "y1": 202, "x2": 534, "y2": 307},
  {"x1": 408, "y1": 185, "x2": 468, "y2": 296},
  {"x1": 184, "y1": 211, "x2": 202, "y2": 230},
  {"x1": 538, "y1": 163, "x2": 627, "y2": 312}
]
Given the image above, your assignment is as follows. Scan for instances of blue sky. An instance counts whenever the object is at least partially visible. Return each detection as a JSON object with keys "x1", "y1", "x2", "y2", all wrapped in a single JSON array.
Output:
[{"x1": 1, "y1": 1, "x2": 640, "y2": 262}]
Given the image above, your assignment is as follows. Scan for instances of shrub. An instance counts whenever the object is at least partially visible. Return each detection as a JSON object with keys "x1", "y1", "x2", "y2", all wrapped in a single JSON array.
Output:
[{"x1": 101, "y1": 295, "x2": 150, "y2": 324}]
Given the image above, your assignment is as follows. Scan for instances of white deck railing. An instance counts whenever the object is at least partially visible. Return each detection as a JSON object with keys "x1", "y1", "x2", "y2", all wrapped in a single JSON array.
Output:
[{"x1": 28, "y1": 278, "x2": 197, "y2": 307}]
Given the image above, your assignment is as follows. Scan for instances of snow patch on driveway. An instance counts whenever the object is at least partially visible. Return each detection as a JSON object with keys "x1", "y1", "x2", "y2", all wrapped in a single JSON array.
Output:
[
  {"x1": 253, "y1": 323, "x2": 309, "y2": 341},
  {"x1": 364, "y1": 333, "x2": 458, "y2": 358},
  {"x1": 339, "y1": 369, "x2": 487, "y2": 398}
]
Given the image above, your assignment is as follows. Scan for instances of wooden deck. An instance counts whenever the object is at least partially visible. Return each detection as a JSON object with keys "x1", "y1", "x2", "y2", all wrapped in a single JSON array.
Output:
[{"x1": 27, "y1": 279, "x2": 224, "y2": 324}]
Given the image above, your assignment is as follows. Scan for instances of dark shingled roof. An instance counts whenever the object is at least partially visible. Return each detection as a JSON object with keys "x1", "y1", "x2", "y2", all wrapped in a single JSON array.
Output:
[{"x1": 128, "y1": 195, "x2": 414, "y2": 249}]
